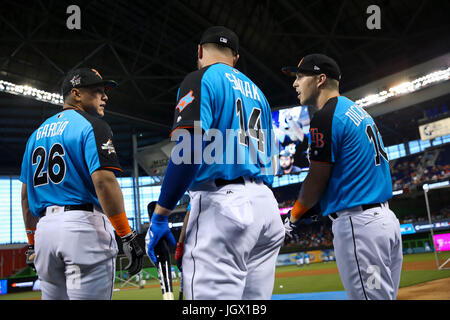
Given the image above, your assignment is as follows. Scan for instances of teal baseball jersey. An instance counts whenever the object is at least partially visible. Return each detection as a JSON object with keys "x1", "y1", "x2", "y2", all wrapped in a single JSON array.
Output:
[
  {"x1": 19, "y1": 109, "x2": 122, "y2": 217},
  {"x1": 309, "y1": 96, "x2": 393, "y2": 216},
  {"x1": 170, "y1": 62, "x2": 277, "y2": 187}
]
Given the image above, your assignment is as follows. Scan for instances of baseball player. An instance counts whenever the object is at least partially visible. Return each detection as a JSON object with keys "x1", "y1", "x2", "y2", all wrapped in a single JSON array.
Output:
[
  {"x1": 145, "y1": 26, "x2": 284, "y2": 300},
  {"x1": 295, "y1": 253, "x2": 304, "y2": 267},
  {"x1": 322, "y1": 251, "x2": 329, "y2": 263},
  {"x1": 282, "y1": 54, "x2": 403, "y2": 300},
  {"x1": 20, "y1": 68, "x2": 144, "y2": 300},
  {"x1": 304, "y1": 252, "x2": 310, "y2": 266}
]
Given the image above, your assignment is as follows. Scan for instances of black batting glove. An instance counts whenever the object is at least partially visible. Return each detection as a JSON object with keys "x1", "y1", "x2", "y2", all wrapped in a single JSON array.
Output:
[
  {"x1": 121, "y1": 230, "x2": 144, "y2": 277},
  {"x1": 284, "y1": 211, "x2": 302, "y2": 242},
  {"x1": 25, "y1": 245, "x2": 36, "y2": 272}
]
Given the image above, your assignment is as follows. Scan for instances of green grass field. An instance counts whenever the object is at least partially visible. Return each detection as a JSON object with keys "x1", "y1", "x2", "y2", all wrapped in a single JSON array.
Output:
[{"x1": 1, "y1": 252, "x2": 449, "y2": 300}]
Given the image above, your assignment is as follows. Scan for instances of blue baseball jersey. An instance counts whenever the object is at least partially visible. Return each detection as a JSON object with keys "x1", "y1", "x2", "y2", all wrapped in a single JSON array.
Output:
[
  {"x1": 19, "y1": 109, "x2": 122, "y2": 217},
  {"x1": 308, "y1": 96, "x2": 392, "y2": 216},
  {"x1": 170, "y1": 63, "x2": 277, "y2": 187}
]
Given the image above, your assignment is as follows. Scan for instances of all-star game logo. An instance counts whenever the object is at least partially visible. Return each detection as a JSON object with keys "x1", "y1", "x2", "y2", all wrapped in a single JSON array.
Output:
[
  {"x1": 101, "y1": 139, "x2": 116, "y2": 154},
  {"x1": 70, "y1": 74, "x2": 81, "y2": 87}
]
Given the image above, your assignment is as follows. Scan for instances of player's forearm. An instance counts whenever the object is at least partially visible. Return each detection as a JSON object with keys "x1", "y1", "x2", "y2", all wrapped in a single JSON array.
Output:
[
  {"x1": 291, "y1": 161, "x2": 332, "y2": 222},
  {"x1": 92, "y1": 169, "x2": 133, "y2": 237},
  {"x1": 298, "y1": 173, "x2": 325, "y2": 209},
  {"x1": 156, "y1": 133, "x2": 202, "y2": 215},
  {"x1": 157, "y1": 159, "x2": 200, "y2": 215},
  {"x1": 21, "y1": 184, "x2": 37, "y2": 227}
]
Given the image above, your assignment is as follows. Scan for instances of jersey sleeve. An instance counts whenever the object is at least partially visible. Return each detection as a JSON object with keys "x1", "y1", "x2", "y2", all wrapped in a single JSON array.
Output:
[
  {"x1": 308, "y1": 107, "x2": 337, "y2": 163},
  {"x1": 170, "y1": 68, "x2": 213, "y2": 137},
  {"x1": 83, "y1": 119, "x2": 122, "y2": 175},
  {"x1": 19, "y1": 138, "x2": 31, "y2": 184}
]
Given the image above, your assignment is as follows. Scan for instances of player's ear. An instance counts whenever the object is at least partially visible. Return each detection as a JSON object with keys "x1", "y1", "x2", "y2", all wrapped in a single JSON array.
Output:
[
  {"x1": 197, "y1": 44, "x2": 203, "y2": 60},
  {"x1": 316, "y1": 74, "x2": 327, "y2": 88},
  {"x1": 232, "y1": 53, "x2": 239, "y2": 67},
  {"x1": 71, "y1": 88, "x2": 82, "y2": 102}
]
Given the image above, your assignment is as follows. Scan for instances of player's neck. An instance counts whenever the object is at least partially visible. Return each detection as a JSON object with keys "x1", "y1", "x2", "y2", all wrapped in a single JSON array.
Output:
[
  {"x1": 316, "y1": 89, "x2": 340, "y2": 111},
  {"x1": 63, "y1": 102, "x2": 84, "y2": 112},
  {"x1": 200, "y1": 56, "x2": 234, "y2": 68}
]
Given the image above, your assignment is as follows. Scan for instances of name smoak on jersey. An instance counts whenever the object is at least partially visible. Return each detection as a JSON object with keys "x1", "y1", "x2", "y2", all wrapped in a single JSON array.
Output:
[{"x1": 225, "y1": 72, "x2": 261, "y2": 101}]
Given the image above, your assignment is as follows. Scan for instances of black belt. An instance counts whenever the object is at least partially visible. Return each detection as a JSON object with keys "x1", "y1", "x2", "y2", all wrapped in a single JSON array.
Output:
[
  {"x1": 329, "y1": 202, "x2": 383, "y2": 220},
  {"x1": 215, "y1": 177, "x2": 245, "y2": 187},
  {"x1": 40, "y1": 204, "x2": 94, "y2": 217},
  {"x1": 64, "y1": 204, "x2": 94, "y2": 212}
]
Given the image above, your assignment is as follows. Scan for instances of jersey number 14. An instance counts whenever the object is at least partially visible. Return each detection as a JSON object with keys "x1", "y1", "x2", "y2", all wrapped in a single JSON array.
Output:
[{"x1": 236, "y1": 98, "x2": 265, "y2": 154}]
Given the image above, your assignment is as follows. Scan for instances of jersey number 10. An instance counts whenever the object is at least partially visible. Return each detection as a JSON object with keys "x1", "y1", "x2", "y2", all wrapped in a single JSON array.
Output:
[
  {"x1": 32, "y1": 143, "x2": 66, "y2": 187},
  {"x1": 366, "y1": 124, "x2": 388, "y2": 166}
]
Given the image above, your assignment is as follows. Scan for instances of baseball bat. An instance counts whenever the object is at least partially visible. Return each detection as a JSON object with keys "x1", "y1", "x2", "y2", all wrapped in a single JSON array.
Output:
[
  {"x1": 148, "y1": 201, "x2": 174, "y2": 300},
  {"x1": 178, "y1": 270, "x2": 183, "y2": 300}
]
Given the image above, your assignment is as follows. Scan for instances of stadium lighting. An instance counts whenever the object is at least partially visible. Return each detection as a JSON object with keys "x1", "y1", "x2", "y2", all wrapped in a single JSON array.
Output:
[
  {"x1": 0, "y1": 80, "x2": 63, "y2": 105},
  {"x1": 355, "y1": 67, "x2": 450, "y2": 108},
  {"x1": 1, "y1": 66, "x2": 450, "y2": 109}
]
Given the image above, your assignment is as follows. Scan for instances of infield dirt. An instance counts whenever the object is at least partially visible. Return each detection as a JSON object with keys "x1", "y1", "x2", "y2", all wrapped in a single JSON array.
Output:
[{"x1": 275, "y1": 259, "x2": 450, "y2": 299}]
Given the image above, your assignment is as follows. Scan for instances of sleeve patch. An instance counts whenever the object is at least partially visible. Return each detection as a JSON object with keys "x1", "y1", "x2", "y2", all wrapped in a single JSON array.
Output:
[
  {"x1": 310, "y1": 128, "x2": 325, "y2": 148},
  {"x1": 176, "y1": 90, "x2": 195, "y2": 112}
]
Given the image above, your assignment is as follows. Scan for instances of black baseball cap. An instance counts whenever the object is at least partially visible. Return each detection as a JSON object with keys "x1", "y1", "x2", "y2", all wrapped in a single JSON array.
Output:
[
  {"x1": 199, "y1": 26, "x2": 239, "y2": 53},
  {"x1": 61, "y1": 68, "x2": 118, "y2": 97},
  {"x1": 281, "y1": 54, "x2": 341, "y2": 81}
]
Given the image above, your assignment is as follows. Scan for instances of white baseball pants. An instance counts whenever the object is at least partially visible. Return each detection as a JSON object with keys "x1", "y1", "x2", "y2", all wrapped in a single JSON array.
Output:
[
  {"x1": 330, "y1": 202, "x2": 403, "y2": 300},
  {"x1": 182, "y1": 178, "x2": 285, "y2": 300},
  {"x1": 34, "y1": 206, "x2": 118, "y2": 300}
]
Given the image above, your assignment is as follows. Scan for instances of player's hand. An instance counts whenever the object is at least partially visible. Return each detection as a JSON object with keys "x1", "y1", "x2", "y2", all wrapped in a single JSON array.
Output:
[
  {"x1": 175, "y1": 242, "x2": 184, "y2": 272},
  {"x1": 145, "y1": 213, "x2": 176, "y2": 265},
  {"x1": 121, "y1": 230, "x2": 144, "y2": 276},
  {"x1": 25, "y1": 245, "x2": 36, "y2": 272},
  {"x1": 284, "y1": 211, "x2": 301, "y2": 241}
]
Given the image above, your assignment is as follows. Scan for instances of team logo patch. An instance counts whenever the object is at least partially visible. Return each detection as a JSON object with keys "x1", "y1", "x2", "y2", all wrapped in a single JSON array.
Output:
[
  {"x1": 101, "y1": 139, "x2": 116, "y2": 154},
  {"x1": 70, "y1": 75, "x2": 81, "y2": 87},
  {"x1": 176, "y1": 90, "x2": 195, "y2": 112},
  {"x1": 310, "y1": 128, "x2": 325, "y2": 148}
]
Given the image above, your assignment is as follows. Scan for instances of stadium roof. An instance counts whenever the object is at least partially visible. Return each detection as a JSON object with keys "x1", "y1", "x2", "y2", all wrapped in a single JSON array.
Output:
[{"x1": 1, "y1": 0, "x2": 450, "y2": 175}]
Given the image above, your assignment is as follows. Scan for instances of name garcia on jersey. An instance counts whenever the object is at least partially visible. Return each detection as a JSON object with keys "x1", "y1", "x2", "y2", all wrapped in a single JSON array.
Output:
[{"x1": 36, "y1": 121, "x2": 69, "y2": 141}]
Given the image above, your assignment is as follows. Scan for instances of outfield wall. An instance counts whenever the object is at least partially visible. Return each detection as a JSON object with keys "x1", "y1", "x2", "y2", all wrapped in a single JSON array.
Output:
[{"x1": 276, "y1": 249, "x2": 335, "y2": 266}]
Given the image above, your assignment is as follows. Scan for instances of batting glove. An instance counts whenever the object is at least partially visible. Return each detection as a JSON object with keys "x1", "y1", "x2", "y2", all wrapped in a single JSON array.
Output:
[
  {"x1": 25, "y1": 245, "x2": 36, "y2": 272},
  {"x1": 175, "y1": 242, "x2": 184, "y2": 272},
  {"x1": 145, "y1": 213, "x2": 176, "y2": 265},
  {"x1": 121, "y1": 230, "x2": 144, "y2": 277},
  {"x1": 284, "y1": 211, "x2": 301, "y2": 242}
]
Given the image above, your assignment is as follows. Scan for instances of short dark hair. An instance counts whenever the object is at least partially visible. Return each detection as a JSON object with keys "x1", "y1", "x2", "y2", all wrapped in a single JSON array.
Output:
[
  {"x1": 202, "y1": 42, "x2": 238, "y2": 57},
  {"x1": 63, "y1": 90, "x2": 72, "y2": 102}
]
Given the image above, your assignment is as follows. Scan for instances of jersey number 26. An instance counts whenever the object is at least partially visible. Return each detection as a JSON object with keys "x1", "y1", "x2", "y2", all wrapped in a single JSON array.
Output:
[{"x1": 32, "y1": 143, "x2": 66, "y2": 187}]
